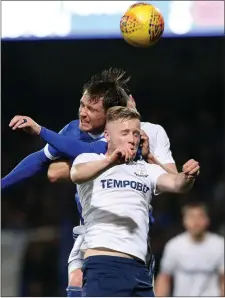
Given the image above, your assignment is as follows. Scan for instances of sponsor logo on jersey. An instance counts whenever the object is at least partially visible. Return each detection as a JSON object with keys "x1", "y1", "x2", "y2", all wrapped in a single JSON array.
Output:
[{"x1": 100, "y1": 179, "x2": 150, "y2": 194}]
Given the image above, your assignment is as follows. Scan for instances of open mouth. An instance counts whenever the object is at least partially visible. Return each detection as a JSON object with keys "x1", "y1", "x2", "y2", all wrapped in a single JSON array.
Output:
[{"x1": 80, "y1": 119, "x2": 90, "y2": 124}]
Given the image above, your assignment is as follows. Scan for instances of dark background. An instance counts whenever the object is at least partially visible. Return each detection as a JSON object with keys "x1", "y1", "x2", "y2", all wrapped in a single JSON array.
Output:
[{"x1": 2, "y1": 36, "x2": 224, "y2": 296}]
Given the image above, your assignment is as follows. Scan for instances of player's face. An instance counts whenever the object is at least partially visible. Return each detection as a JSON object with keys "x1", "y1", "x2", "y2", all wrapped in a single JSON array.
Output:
[
  {"x1": 105, "y1": 119, "x2": 141, "y2": 156},
  {"x1": 183, "y1": 207, "x2": 209, "y2": 237},
  {"x1": 79, "y1": 92, "x2": 106, "y2": 133}
]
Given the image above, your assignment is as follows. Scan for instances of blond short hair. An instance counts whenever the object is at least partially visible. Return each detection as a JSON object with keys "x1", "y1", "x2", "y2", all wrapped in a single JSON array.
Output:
[{"x1": 106, "y1": 106, "x2": 141, "y2": 123}]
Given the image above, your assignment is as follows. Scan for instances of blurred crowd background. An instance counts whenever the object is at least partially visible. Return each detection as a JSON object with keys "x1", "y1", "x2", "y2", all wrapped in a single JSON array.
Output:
[{"x1": 1, "y1": 26, "x2": 224, "y2": 298}]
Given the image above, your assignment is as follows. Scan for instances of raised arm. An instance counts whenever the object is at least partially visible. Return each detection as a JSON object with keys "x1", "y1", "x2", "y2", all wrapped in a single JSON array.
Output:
[
  {"x1": 71, "y1": 157, "x2": 113, "y2": 184},
  {"x1": 71, "y1": 148, "x2": 134, "y2": 184},
  {"x1": 156, "y1": 159, "x2": 200, "y2": 194},
  {"x1": 9, "y1": 116, "x2": 107, "y2": 159},
  {"x1": 2, "y1": 118, "x2": 75, "y2": 190}
]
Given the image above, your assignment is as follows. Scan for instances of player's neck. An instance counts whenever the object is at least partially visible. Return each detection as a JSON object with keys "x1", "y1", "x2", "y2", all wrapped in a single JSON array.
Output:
[
  {"x1": 189, "y1": 232, "x2": 207, "y2": 243},
  {"x1": 105, "y1": 147, "x2": 115, "y2": 156},
  {"x1": 89, "y1": 125, "x2": 105, "y2": 136}
]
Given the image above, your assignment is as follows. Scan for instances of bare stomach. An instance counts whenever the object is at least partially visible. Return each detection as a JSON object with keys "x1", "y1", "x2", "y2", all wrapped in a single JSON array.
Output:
[{"x1": 84, "y1": 248, "x2": 134, "y2": 259}]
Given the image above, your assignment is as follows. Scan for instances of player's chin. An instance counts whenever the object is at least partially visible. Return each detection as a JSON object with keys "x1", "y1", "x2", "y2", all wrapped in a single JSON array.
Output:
[{"x1": 79, "y1": 121, "x2": 92, "y2": 132}]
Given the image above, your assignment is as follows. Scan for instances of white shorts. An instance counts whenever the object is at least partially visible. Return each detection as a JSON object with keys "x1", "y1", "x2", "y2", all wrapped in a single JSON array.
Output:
[{"x1": 68, "y1": 226, "x2": 85, "y2": 275}]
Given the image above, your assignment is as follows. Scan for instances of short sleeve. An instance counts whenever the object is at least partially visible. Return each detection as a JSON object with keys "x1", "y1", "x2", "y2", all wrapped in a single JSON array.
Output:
[
  {"x1": 146, "y1": 164, "x2": 167, "y2": 195},
  {"x1": 72, "y1": 153, "x2": 100, "y2": 166},
  {"x1": 160, "y1": 240, "x2": 177, "y2": 275},
  {"x1": 154, "y1": 125, "x2": 175, "y2": 164}
]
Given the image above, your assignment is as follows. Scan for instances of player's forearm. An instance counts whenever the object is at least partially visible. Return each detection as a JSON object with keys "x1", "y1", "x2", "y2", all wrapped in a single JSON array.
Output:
[
  {"x1": 71, "y1": 159, "x2": 112, "y2": 184},
  {"x1": 155, "y1": 273, "x2": 171, "y2": 296},
  {"x1": 1, "y1": 150, "x2": 50, "y2": 190},
  {"x1": 39, "y1": 127, "x2": 107, "y2": 159},
  {"x1": 47, "y1": 160, "x2": 71, "y2": 183},
  {"x1": 146, "y1": 153, "x2": 178, "y2": 174},
  {"x1": 174, "y1": 173, "x2": 195, "y2": 193}
]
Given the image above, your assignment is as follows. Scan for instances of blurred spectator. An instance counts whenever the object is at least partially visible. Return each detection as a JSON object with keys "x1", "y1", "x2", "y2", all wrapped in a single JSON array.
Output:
[{"x1": 155, "y1": 202, "x2": 224, "y2": 297}]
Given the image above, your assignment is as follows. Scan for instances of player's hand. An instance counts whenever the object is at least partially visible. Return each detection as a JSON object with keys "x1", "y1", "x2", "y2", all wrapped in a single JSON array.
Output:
[
  {"x1": 140, "y1": 130, "x2": 150, "y2": 161},
  {"x1": 182, "y1": 159, "x2": 200, "y2": 178},
  {"x1": 69, "y1": 268, "x2": 83, "y2": 288},
  {"x1": 108, "y1": 148, "x2": 135, "y2": 165},
  {"x1": 9, "y1": 115, "x2": 41, "y2": 135}
]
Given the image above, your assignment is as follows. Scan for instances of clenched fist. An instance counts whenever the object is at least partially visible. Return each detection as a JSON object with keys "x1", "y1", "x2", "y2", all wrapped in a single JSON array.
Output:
[
  {"x1": 9, "y1": 115, "x2": 41, "y2": 135},
  {"x1": 108, "y1": 148, "x2": 136, "y2": 166}
]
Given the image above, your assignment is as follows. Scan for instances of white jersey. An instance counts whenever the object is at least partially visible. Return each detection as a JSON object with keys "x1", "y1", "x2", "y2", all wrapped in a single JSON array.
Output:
[
  {"x1": 141, "y1": 122, "x2": 174, "y2": 165},
  {"x1": 73, "y1": 153, "x2": 166, "y2": 262},
  {"x1": 68, "y1": 122, "x2": 174, "y2": 269},
  {"x1": 160, "y1": 232, "x2": 224, "y2": 296}
]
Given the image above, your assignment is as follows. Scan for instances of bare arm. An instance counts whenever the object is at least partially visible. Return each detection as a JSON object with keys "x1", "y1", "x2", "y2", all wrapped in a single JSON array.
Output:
[
  {"x1": 71, "y1": 148, "x2": 134, "y2": 184},
  {"x1": 147, "y1": 153, "x2": 178, "y2": 174},
  {"x1": 220, "y1": 273, "x2": 224, "y2": 296},
  {"x1": 47, "y1": 160, "x2": 71, "y2": 183},
  {"x1": 156, "y1": 172, "x2": 195, "y2": 194},
  {"x1": 155, "y1": 273, "x2": 172, "y2": 296},
  {"x1": 71, "y1": 158, "x2": 112, "y2": 184},
  {"x1": 156, "y1": 159, "x2": 199, "y2": 193}
]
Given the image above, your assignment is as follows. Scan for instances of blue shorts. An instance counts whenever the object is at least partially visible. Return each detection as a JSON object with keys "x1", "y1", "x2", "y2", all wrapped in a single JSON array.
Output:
[{"x1": 82, "y1": 255, "x2": 154, "y2": 297}]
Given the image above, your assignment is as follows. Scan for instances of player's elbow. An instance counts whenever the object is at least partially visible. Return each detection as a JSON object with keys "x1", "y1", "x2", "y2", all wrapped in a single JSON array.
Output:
[
  {"x1": 47, "y1": 161, "x2": 71, "y2": 183},
  {"x1": 70, "y1": 168, "x2": 82, "y2": 184}
]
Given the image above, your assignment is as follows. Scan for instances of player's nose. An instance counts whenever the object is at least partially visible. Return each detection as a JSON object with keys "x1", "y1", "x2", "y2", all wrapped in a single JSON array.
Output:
[
  {"x1": 128, "y1": 136, "x2": 135, "y2": 145},
  {"x1": 79, "y1": 107, "x2": 87, "y2": 117}
]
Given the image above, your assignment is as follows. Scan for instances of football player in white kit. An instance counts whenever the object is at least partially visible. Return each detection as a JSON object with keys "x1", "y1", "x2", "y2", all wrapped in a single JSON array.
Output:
[
  {"x1": 155, "y1": 202, "x2": 224, "y2": 297},
  {"x1": 67, "y1": 95, "x2": 178, "y2": 295},
  {"x1": 70, "y1": 106, "x2": 200, "y2": 297}
]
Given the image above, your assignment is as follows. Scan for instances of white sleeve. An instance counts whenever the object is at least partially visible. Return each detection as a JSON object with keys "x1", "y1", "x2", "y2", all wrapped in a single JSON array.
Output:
[
  {"x1": 147, "y1": 164, "x2": 167, "y2": 195},
  {"x1": 72, "y1": 153, "x2": 99, "y2": 166},
  {"x1": 154, "y1": 125, "x2": 175, "y2": 164},
  {"x1": 160, "y1": 240, "x2": 177, "y2": 275}
]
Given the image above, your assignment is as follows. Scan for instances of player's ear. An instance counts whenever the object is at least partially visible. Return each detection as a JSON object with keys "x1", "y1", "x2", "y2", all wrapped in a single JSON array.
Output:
[{"x1": 104, "y1": 129, "x2": 109, "y2": 142}]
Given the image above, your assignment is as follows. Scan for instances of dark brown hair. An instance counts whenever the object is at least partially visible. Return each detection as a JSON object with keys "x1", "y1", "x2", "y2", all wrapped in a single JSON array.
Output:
[
  {"x1": 83, "y1": 68, "x2": 131, "y2": 110},
  {"x1": 182, "y1": 202, "x2": 209, "y2": 216}
]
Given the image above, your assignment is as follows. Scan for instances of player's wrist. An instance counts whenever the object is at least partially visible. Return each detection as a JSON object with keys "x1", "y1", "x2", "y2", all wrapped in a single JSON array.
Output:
[
  {"x1": 105, "y1": 156, "x2": 115, "y2": 167},
  {"x1": 146, "y1": 153, "x2": 155, "y2": 164},
  {"x1": 36, "y1": 125, "x2": 41, "y2": 135},
  {"x1": 184, "y1": 173, "x2": 196, "y2": 181}
]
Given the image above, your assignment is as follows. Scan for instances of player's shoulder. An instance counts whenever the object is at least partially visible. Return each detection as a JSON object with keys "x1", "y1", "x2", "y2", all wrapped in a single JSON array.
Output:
[
  {"x1": 166, "y1": 232, "x2": 188, "y2": 248},
  {"x1": 141, "y1": 122, "x2": 168, "y2": 139},
  {"x1": 59, "y1": 119, "x2": 80, "y2": 135},
  {"x1": 73, "y1": 153, "x2": 104, "y2": 165},
  {"x1": 207, "y1": 232, "x2": 224, "y2": 245},
  {"x1": 65, "y1": 119, "x2": 80, "y2": 130}
]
